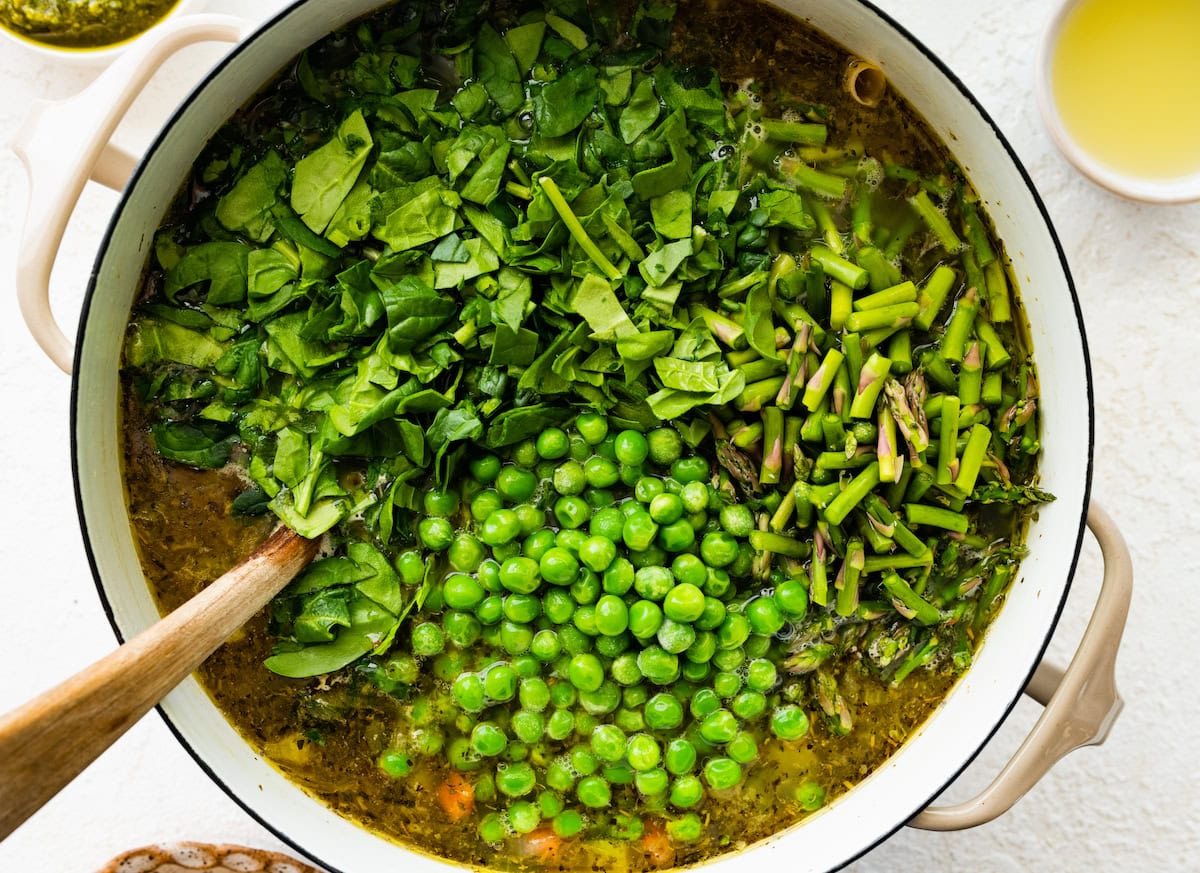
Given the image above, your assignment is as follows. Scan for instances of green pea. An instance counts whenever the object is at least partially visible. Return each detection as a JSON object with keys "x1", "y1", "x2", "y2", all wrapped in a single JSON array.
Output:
[
  {"x1": 712, "y1": 646, "x2": 745, "y2": 673},
  {"x1": 556, "y1": 527, "x2": 588, "y2": 553},
  {"x1": 589, "y1": 507, "x2": 627, "y2": 541},
  {"x1": 644, "y1": 692, "x2": 685, "y2": 730},
  {"x1": 513, "y1": 654, "x2": 541, "y2": 678},
  {"x1": 447, "y1": 535, "x2": 486, "y2": 573},
  {"x1": 500, "y1": 620, "x2": 534, "y2": 655},
  {"x1": 635, "y1": 767, "x2": 670, "y2": 796},
  {"x1": 746, "y1": 596, "x2": 786, "y2": 635},
  {"x1": 558, "y1": 624, "x2": 592, "y2": 655},
  {"x1": 774, "y1": 578, "x2": 810, "y2": 618},
  {"x1": 503, "y1": 593, "x2": 541, "y2": 623},
  {"x1": 666, "y1": 812, "x2": 703, "y2": 842},
  {"x1": 471, "y1": 489, "x2": 505, "y2": 521},
  {"x1": 378, "y1": 749, "x2": 413, "y2": 778},
  {"x1": 634, "y1": 476, "x2": 666, "y2": 503},
  {"x1": 570, "y1": 569, "x2": 602, "y2": 605},
  {"x1": 703, "y1": 756, "x2": 742, "y2": 790},
  {"x1": 418, "y1": 517, "x2": 454, "y2": 551},
  {"x1": 731, "y1": 690, "x2": 768, "y2": 720},
  {"x1": 470, "y1": 453, "x2": 501, "y2": 484},
  {"x1": 796, "y1": 781, "x2": 827, "y2": 811},
  {"x1": 572, "y1": 605, "x2": 598, "y2": 636},
  {"x1": 576, "y1": 774, "x2": 611, "y2": 808},
  {"x1": 492, "y1": 541, "x2": 521, "y2": 563},
  {"x1": 568, "y1": 653, "x2": 605, "y2": 692},
  {"x1": 670, "y1": 554, "x2": 707, "y2": 588},
  {"x1": 716, "y1": 613, "x2": 752, "y2": 649},
  {"x1": 685, "y1": 630, "x2": 717, "y2": 664},
  {"x1": 634, "y1": 566, "x2": 674, "y2": 601},
  {"x1": 471, "y1": 722, "x2": 508, "y2": 757},
  {"x1": 703, "y1": 567, "x2": 732, "y2": 598},
  {"x1": 543, "y1": 589, "x2": 575, "y2": 623},
  {"x1": 614, "y1": 430, "x2": 649, "y2": 466},
  {"x1": 496, "y1": 761, "x2": 537, "y2": 797},
  {"x1": 648, "y1": 493, "x2": 684, "y2": 524},
  {"x1": 443, "y1": 611, "x2": 482, "y2": 648},
  {"x1": 441, "y1": 573, "x2": 484, "y2": 611},
  {"x1": 484, "y1": 663, "x2": 518, "y2": 702},
  {"x1": 511, "y1": 710, "x2": 545, "y2": 744},
  {"x1": 452, "y1": 672, "x2": 485, "y2": 712},
  {"x1": 478, "y1": 811, "x2": 506, "y2": 843},
  {"x1": 410, "y1": 622, "x2": 445, "y2": 656},
  {"x1": 713, "y1": 670, "x2": 743, "y2": 699},
  {"x1": 423, "y1": 488, "x2": 459, "y2": 517},
  {"x1": 662, "y1": 582, "x2": 706, "y2": 623},
  {"x1": 727, "y1": 731, "x2": 759, "y2": 764},
  {"x1": 537, "y1": 789, "x2": 565, "y2": 819},
  {"x1": 394, "y1": 550, "x2": 425, "y2": 585},
  {"x1": 575, "y1": 537, "x2": 614, "y2": 574},
  {"x1": 496, "y1": 556, "x2": 540, "y2": 595},
  {"x1": 700, "y1": 709, "x2": 739, "y2": 744},
  {"x1": 481, "y1": 509, "x2": 522, "y2": 546},
  {"x1": 718, "y1": 504, "x2": 755, "y2": 537},
  {"x1": 610, "y1": 652, "x2": 642, "y2": 686},
  {"x1": 447, "y1": 736, "x2": 482, "y2": 772},
  {"x1": 628, "y1": 600, "x2": 664, "y2": 639},
  {"x1": 540, "y1": 547, "x2": 579, "y2": 586},
  {"x1": 583, "y1": 455, "x2": 620, "y2": 489},
  {"x1": 695, "y1": 597, "x2": 727, "y2": 631},
  {"x1": 530, "y1": 629, "x2": 562, "y2": 662},
  {"x1": 647, "y1": 427, "x2": 683, "y2": 466},
  {"x1": 514, "y1": 504, "x2": 545, "y2": 535},
  {"x1": 700, "y1": 531, "x2": 740, "y2": 567},
  {"x1": 570, "y1": 745, "x2": 599, "y2": 775},
  {"x1": 670, "y1": 457, "x2": 709, "y2": 483},
  {"x1": 594, "y1": 630, "x2": 630, "y2": 658},
  {"x1": 594, "y1": 594, "x2": 630, "y2": 636},
  {"x1": 771, "y1": 704, "x2": 811, "y2": 740},
  {"x1": 433, "y1": 650, "x2": 468, "y2": 682},
  {"x1": 575, "y1": 413, "x2": 609, "y2": 445},
  {"x1": 622, "y1": 511, "x2": 659, "y2": 551},
  {"x1": 656, "y1": 618, "x2": 696, "y2": 655},
  {"x1": 680, "y1": 481, "x2": 710, "y2": 514},
  {"x1": 746, "y1": 658, "x2": 778, "y2": 691},
  {"x1": 669, "y1": 774, "x2": 704, "y2": 808},
  {"x1": 552, "y1": 460, "x2": 587, "y2": 497},
  {"x1": 689, "y1": 688, "x2": 721, "y2": 720},
  {"x1": 614, "y1": 707, "x2": 645, "y2": 734},
  {"x1": 546, "y1": 709, "x2": 576, "y2": 741},
  {"x1": 536, "y1": 427, "x2": 570, "y2": 460},
  {"x1": 555, "y1": 495, "x2": 592, "y2": 528},
  {"x1": 507, "y1": 799, "x2": 540, "y2": 834},
  {"x1": 553, "y1": 809, "x2": 585, "y2": 838},
  {"x1": 536, "y1": 460, "x2": 558, "y2": 482},
  {"x1": 496, "y1": 467, "x2": 537, "y2": 503},
  {"x1": 602, "y1": 557, "x2": 636, "y2": 595},
  {"x1": 657, "y1": 518, "x2": 696, "y2": 553},
  {"x1": 681, "y1": 660, "x2": 711, "y2": 683},
  {"x1": 624, "y1": 685, "x2": 650, "y2": 707},
  {"x1": 580, "y1": 677, "x2": 623, "y2": 713},
  {"x1": 477, "y1": 560, "x2": 502, "y2": 593},
  {"x1": 590, "y1": 724, "x2": 627, "y2": 762},
  {"x1": 550, "y1": 681, "x2": 577, "y2": 708},
  {"x1": 637, "y1": 646, "x2": 680, "y2": 685}
]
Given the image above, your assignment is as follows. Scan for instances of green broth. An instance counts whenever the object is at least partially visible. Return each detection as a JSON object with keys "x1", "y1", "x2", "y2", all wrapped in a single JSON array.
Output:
[
  {"x1": 120, "y1": 0, "x2": 1046, "y2": 869},
  {"x1": 0, "y1": 0, "x2": 179, "y2": 50}
]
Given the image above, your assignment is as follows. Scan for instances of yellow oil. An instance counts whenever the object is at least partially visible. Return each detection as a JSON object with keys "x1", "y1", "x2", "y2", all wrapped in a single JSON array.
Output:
[{"x1": 1052, "y1": 0, "x2": 1200, "y2": 180}]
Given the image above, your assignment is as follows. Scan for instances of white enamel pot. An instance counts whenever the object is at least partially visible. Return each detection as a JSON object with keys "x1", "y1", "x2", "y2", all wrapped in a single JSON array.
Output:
[{"x1": 12, "y1": 2, "x2": 1133, "y2": 872}]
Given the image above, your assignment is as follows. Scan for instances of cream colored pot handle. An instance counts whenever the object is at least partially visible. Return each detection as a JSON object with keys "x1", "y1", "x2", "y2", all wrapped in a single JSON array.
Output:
[
  {"x1": 910, "y1": 501, "x2": 1132, "y2": 830},
  {"x1": 11, "y1": 14, "x2": 254, "y2": 375}
]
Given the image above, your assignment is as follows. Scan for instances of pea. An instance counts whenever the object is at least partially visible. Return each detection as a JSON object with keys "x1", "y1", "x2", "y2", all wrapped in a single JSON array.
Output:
[
  {"x1": 658, "y1": 519, "x2": 696, "y2": 553},
  {"x1": 471, "y1": 489, "x2": 504, "y2": 521},
  {"x1": 552, "y1": 460, "x2": 586, "y2": 496},
  {"x1": 484, "y1": 663, "x2": 518, "y2": 702},
  {"x1": 669, "y1": 774, "x2": 704, "y2": 808},
  {"x1": 746, "y1": 658, "x2": 778, "y2": 691},
  {"x1": 715, "y1": 503, "x2": 752, "y2": 537},
  {"x1": 646, "y1": 428, "x2": 683, "y2": 465},
  {"x1": 630, "y1": 542, "x2": 668, "y2": 572},
  {"x1": 570, "y1": 745, "x2": 599, "y2": 775},
  {"x1": 496, "y1": 761, "x2": 537, "y2": 797},
  {"x1": 634, "y1": 476, "x2": 666, "y2": 503},
  {"x1": 590, "y1": 507, "x2": 627, "y2": 541},
  {"x1": 433, "y1": 650, "x2": 468, "y2": 682},
  {"x1": 492, "y1": 541, "x2": 521, "y2": 563},
  {"x1": 394, "y1": 550, "x2": 425, "y2": 585},
  {"x1": 470, "y1": 453, "x2": 502, "y2": 484},
  {"x1": 559, "y1": 624, "x2": 592, "y2": 655},
  {"x1": 659, "y1": 582, "x2": 704, "y2": 623},
  {"x1": 575, "y1": 413, "x2": 609, "y2": 445},
  {"x1": 378, "y1": 749, "x2": 413, "y2": 778},
  {"x1": 703, "y1": 567, "x2": 732, "y2": 598},
  {"x1": 550, "y1": 681, "x2": 578, "y2": 708},
  {"x1": 582, "y1": 455, "x2": 619, "y2": 489},
  {"x1": 595, "y1": 629, "x2": 629, "y2": 658},
  {"x1": 670, "y1": 457, "x2": 709, "y2": 483},
  {"x1": 568, "y1": 653, "x2": 605, "y2": 692},
  {"x1": 695, "y1": 597, "x2": 727, "y2": 631},
  {"x1": 713, "y1": 670, "x2": 742, "y2": 699},
  {"x1": 771, "y1": 704, "x2": 811, "y2": 740},
  {"x1": 746, "y1": 597, "x2": 786, "y2": 635},
  {"x1": 471, "y1": 722, "x2": 508, "y2": 757},
  {"x1": 543, "y1": 588, "x2": 575, "y2": 623},
  {"x1": 703, "y1": 757, "x2": 742, "y2": 790},
  {"x1": 635, "y1": 767, "x2": 670, "y2": 796},
  {"x1": 634, "y1": 566, "x2": 674, "y2": 600},
  {"x1": 796, "y1": 781, "x2": 827, "y2": 811},
  {"x1": 556, "y1": 528, "x2": 588, "y2": 554},
  {"x1": 637, "y1": 646, "x2": 680, "y2": 685},
  {"x1": 644, "y1": 692, "x2": 684, "y2": 731},
  {"x1": 477, "y1": 560, "x2": 502, "y2": 592},
  {"x1": 496, "y1": 467, "x2": 537, "y2": 503},
  {"x1": 494, "y1": 556, "x2": 538, "y2": 595},
  {"x1": 731, "y1": 690, "x2": 768, "y2": 720},
  {"x1": 727, "y1": 731, "x2": 759, "y2": 764},
  {"x1": 680, "y1": 481, "x2": 709, "y2": 514},
  {"x1": 774, "y1": 578, "x2": 810, "y2": 618},
  {"x1": 503, "y1": 799, "x2": 539, "y2": 834},
  {"x1": 579, "y1": 536, "x2": 617, "y2": 573},
  {"x1": 452, "y1": 672, "x2": 485, "y2": 712},
  {"x1": 537, "y1": 547, "x2": 577, "y2": 586},
  {"x1": 593, "y1": 594, "x2": 630, "y2": 636},
  {"x1": 669, "y1": 555, "x2": 705, "y2": 589},
  {"x1": 423, "y1": 488, "x2": 460, "y2": 517},
  {"x1": 628, "y1": 600, "x2": 664, "y2": 639},
  {"x1": 622, "y1": 511, "x2": 659, "y2": 552},
  {"x1": 700, "y1": 531, "x2": 740, "y2": 567},
  {"x1": 553, "y1": 808, "x2": 585, "y2": 838},
  {"x1": 440, "y1": 573, "x2": 483, "y2": 611},
  {"x1": 537, "y1": 789, "x2": 565, "y2": 819},
  {"x1": 511, "y1": 710, "x2": 545, "y2": 745},
  {"x1": 572, "y1": 605, "x2": 599, "y2": 636},
  {"x1": 656, "y1": 618, "x2": 696, "y2": 655},
  {"x1": 443, "y1": 611, "x2": 482, "y2": 647},
  {"x1": 383, "y1": 654, "x2": 420, "y2": 685},
  {"x1": 623, "y1": 685, "x2": 650, "y2": 707},
  {"x1": 666, "y1": 812, "x2": 703, "y2": 842},
  {"x1": 478, "y1": 811, "x2": 506, "y2": 843},
  {"x1": 716, "y1": 613, "x2": 752, "y2": 649},
  {"x1": 557, "y1": 497, "x2": 593, "y2": 530},
  {"x1": 610, "y1": 652, "x2": 643, "y2": 685},
  {"x1": 614, "y1": 430, "x2": 649, "y2": 466},
  {"x1": 445, "y1": 535, "x2": 484, "y2": 573},
  {"x1": 546, "y1": 709, "x2": 576, "y2": 741},
  {"x1": 589, "y1": 724, "x2": 627, "y2": 762},
  {"x1": 580, "y1": 678, "x2": 623, "y2": 715},
  {"x1": 570, "y1": 569, "x2": 601, "y2": 604},
  {"x1": 712, "y1": 646, "x2": 745, "y2": 673},
  {"x1": 447, "y1": 736, "x2": 482, "y2": 772},
  {"x1": 602, "y1": 557, "x2": 635, "y2": 595},
  {"x1": 531, "y1": 629, "x2": 562, "y2": 662},
  {"x1": 648, "y1": 493, "x2": 684, "y2": 525},
  {"x1": 619, "y1": 463, "x2": 644, "y2": 487},
  {"x1": 500, "y1": 620, "x2": 534, "y2": 654},
  {"x1": 681, "y1": 660, "x2": 711, "y2": 683},
  {"x1": 502, "y1": 593, "x2": 541, "y2": 624},
  {"x1": 417, "y1": 517, "x2": 454, "y2": 551},
  {"x1": 536, "y1": 460, "x2": 558, "y2": 482},
  {"x1": 535, "y1": 427, "x2": 569, "y2": 460},
  {"x1": 410, "y1": 622, "x2": 444, "y2": 656}
]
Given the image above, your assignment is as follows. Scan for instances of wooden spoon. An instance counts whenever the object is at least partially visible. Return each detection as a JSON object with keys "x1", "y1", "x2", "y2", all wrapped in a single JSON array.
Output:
[{"x1": 0, "y1": 526, "x2": 318, "y2": 841}]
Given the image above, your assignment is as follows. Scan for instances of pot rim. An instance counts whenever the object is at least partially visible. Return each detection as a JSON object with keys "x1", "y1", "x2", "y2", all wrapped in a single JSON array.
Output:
[{"x1": 68, "y1": 1, "x2": 1094, "y2": 870}]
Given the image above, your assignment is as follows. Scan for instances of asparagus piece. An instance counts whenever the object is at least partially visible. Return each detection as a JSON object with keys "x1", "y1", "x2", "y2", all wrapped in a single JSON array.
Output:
[
  {"x1": 692, "y1": 305, "x2": 748, "y2": 349},
  {"x1": 853, "y1": 280, "x2": 917, "y2": 311},
  {"x1": 775, "y1": 325, "x2": 810, "y2": 410},
  {"x1": 878, "y1": 405, "x2": 902, "y2": 483},
  {"x1": 909, "y1": 189, "x2": 963, "y2": 253},
  {"x1": 936, "y1": 395, "x2": 960, "y2": 484},
  {"x1": 718, "y1": 270, "x2": 770, "y2": 299},
  {"x1": 823, "y1": 461, "x2": 881, "y2": 525},
  {"x1": 887, "y1": 330, "x2": 913, "y2": 374},
  {"x1": 959, "y1": 341, "x2": 983, "y2": 406},
  {"x1": 805, "y1": 264, "x2": 827, "y2": 317},
  {"x1": 903, "y1": 503, "x2": 969, "y2": 533},
  {"x1": 883, "y1": 372, "x2": 930, "y2": 459},
  {"x1": 914, "y1": 264, "x2": 957, "y2": 331},
  {"x1": 726, "y1": 347, "x2": 761, "y2": 367},
  {"x1": 849, "y1": 353, "x2": 892, "y2": 418},
  {"x1": 768, "y1": 253, "x2": 798, "y2": 297},
  {"x1": 881, "y1": 572, "x2": 943, "y2": 625},
  {"x1": 883, "y1": 211, "x2": 920, "y2": 261},
  {"x1": 973, "y1": 562, "x2": 1014, "y2": 630},
  {"x1": 954, "y1": 423, "x2": 992, "y2": 494},
  {"x1": 864, "y1": 552, "x2": 934, "y2": 573},
  {"x1": 802, "y1": 348, "x2": 845, "y2": 412},
  {"x1": 538, "y1": 177, "x2": 623, "y2": 280},
  {"x1": 852, "y1": 194, "x2": 872, "y2": 246},
  {"x1": 829, "y1": 280, "x2": 854, "y2": 330},
  {"x1": 975, "y1": 319, "x2": 1012, "y2": 370},
  {"x1": 832, "y1": 362, "x2": 852, "y2": 420},
  {"x1": 760, "y1": 407, "x2": 784, "y2": 485},
  {"x1": 862, "y1": 493, "x2": 928, "y2": 558},
  {"x1": 836, "y1": 538, "x2": 865, "y2": 617},
  {"x1": 985, "y1": 259, "x2": 1011, "y2": 322},
  {"x1": 740, "y1": 356, "x2": 786, "y2": 383},
  {"x1": 961, "y1": 198, "x2": 996, "y2": 267},
  {"x1": 845, "y1": 302, "x2": 918, "y2": 333},
  {"x1": 982, "y1": 371, "x2": 1003, "y2": 406},
  {"x1": 856, "y1": 245, "x2": 902, "y2": 291},
  {"x1": 939, "y1": 287, "x2": 980, "y2": 362},
  {"x1": 809, "y1": 530, "x2": 829, "y2": 606},
  {"x1": 762, "y1": 119, "x2": 828, "y2": 144},
  {"x1": 821, "y1": 413, "x2": 847, "y2": 451},
  {"x1": 748, "y1": 529, "x2": 811, "y2": 558},
  {"x1": 811, "y1": 245, "x2": 869, "y2": 289},
  {"x1": 890, "y1": 634, "x2": 940, "y2": 685},
  {"x1": 780, "y1": 158, "x2": 848, "y2": 200}
]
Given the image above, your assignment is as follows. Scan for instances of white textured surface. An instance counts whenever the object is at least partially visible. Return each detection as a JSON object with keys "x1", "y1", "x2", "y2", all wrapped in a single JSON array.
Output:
[{"x1": 0, "y1": 1, "x2": 1193, "y2": 871}]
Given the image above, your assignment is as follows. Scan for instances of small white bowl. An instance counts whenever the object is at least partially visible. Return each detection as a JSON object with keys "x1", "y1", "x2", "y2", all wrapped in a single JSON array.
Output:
[
  {"x1": 1036, "y1": 0, "x2": 1200, "y2": 203},
  {"x1": 0, "y1": 0, "x2": 205, "y2": 67}
]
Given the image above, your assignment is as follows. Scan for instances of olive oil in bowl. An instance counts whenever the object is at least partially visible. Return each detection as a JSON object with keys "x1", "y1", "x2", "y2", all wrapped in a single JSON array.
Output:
[{"x1": 1049, "y1": 0, "x2": 1200, "y2": 185}]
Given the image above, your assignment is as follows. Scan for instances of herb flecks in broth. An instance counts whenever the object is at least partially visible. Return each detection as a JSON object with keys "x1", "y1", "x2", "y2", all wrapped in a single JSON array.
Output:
[{"x1": 121, "y1": 0, "x2": 1049, "y2": 869}]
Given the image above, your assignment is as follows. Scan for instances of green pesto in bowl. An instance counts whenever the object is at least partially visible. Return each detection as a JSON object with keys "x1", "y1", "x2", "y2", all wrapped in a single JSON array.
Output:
[{"x1": 0, "y1": 0, "x2": 180, "y2": 50}]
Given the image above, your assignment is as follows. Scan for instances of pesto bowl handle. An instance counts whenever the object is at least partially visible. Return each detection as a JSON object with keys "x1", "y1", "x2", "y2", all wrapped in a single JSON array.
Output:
[
  {"x1": 909, "y1": 501, "x2": 1132, "y2": 830},
  {"x1": 10, "y1": 14, "x2": 254, "y2": 375}
]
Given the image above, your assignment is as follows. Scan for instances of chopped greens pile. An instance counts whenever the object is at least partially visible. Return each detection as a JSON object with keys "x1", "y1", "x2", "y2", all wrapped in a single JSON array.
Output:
[{"x1": 124, "y1": 0, "x2": 1052, "y2": 861}]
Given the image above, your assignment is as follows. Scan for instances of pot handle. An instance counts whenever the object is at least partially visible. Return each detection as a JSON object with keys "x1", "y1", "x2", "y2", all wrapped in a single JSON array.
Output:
[
  {"x1": 909, "y1": 501, "x2": 1132, "y2": 830},
  {"x1": 11, "y1": 14, "x2": 255, "y2": 375}
]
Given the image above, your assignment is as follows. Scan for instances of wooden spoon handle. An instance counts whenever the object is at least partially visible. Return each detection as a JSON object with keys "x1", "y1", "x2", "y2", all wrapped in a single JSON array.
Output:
[{"x1": 0, "y1": 526, "x2": 317, "y2": 841}]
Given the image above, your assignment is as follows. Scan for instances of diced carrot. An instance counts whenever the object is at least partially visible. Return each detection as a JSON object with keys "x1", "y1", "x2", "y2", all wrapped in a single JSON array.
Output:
[
  {"x1": 437, "y1": 772, "x2": 475, "y2": 821},
  {"x1": 640, "y1": 821, "x2": 676, "y2": 868},
  {"x1": 518, "y1": 827, "x2": 564, "y2": 860}
]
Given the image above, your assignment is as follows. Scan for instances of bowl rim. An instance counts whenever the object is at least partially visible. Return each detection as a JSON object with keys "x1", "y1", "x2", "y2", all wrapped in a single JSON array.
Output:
[
  {"x1": 1035, "y1": 0, "x2": 1200, "y2": 204},
  {"x1": 67, "y1": 0, "x2": 1093, "y2": 871},
  {"x1": 0, "y1": 0, "x2": 203, "y2": 65}
]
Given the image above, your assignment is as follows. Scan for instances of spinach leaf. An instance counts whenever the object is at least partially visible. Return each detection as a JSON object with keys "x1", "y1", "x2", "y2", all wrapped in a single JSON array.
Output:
[
  {"x1": 165, "y1": 242, "x2": 250, "y2": 305},
  {"x1": 125, "y1": 319, "x2": 227, "y2": 369},
  {"x1": 377, "y1": 186, "x2": 462, "y2": 251},
  {"x1": 215, "y1": 151, "x2": 288, "y2": 242},
  {"x1": 484, "y1": 404, "x2": 572, "y2": 448},
  {"x1": 743, "y1": 281, "x2": 779, "y2": 359},
  {"x1": 534, "y1": 65, "x2": 599, "y2": 137},
  {"x1": 475, "y1": 24, "x2": 525, "y2": 114},
  {"x1": 151, "y1": 422, "x2": 233, "y2": 469},
  {"x1": 379, "y1": 276, "x2": 457, "y2": 353},
  {"x1": 293, "y1": 589, "x2": 352, "y2": 643},
  {"x1": 291, "y1": 110, "x2": 374, "y2": 233},
  {"x1": 264, "y1": 594, "x2": 394, "y2": 678},
  {"x1": 620, "y1": 75, "x2": 660, "y2": 143},
  {"x1": 570, "y1": 274, "x2": 637, "y2": 340}
]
